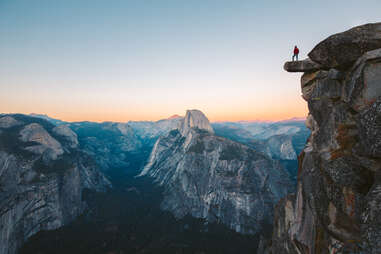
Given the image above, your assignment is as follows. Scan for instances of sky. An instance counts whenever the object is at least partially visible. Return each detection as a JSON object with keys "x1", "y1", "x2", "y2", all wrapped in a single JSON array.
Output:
[{"x1": 1, "y1": 0, "x2": 381, "y2": 122}]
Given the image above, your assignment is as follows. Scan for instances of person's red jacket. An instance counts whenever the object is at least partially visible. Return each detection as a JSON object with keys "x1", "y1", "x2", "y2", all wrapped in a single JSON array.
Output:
[{"x1": 294, "y1": 47, "x2": 299, "y2": 55}]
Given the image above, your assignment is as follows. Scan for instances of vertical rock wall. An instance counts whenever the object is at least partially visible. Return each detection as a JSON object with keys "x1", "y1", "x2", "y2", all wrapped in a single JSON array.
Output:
[
  {"x1": 0, "y1": 115, "x2": 110, "y2": 254},
  {"x1": 274, "y1": 22, "x2": 381, "y2": 254}
]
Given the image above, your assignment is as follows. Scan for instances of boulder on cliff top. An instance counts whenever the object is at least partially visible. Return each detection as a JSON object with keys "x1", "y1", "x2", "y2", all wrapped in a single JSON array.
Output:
[
  {"x1": 283, "y1": 58, "x2": 322, "y2": 72},
  {"x1": 308, "y1": 22, "x2": 381, "y2": 69}
]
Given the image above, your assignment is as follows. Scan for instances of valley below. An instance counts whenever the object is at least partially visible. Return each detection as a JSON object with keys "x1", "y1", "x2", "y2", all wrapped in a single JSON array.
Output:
[
  {"x1": 19, "y1": 168, "x2": 264, "y2": 254},
  {"x1": 0, "y1": 111, "x2": 306, "y2": 254}
]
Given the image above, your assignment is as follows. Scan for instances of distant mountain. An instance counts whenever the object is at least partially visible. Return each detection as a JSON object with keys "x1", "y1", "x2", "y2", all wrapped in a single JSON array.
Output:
[
  {"x1": 67, "y1": 121, "x2": 145, "y2": 172},
  {"x1": 212, "y1": 120, "x2": 309, "y2": 178},
  {"x1": 28, "y1": 114, "x2": 183, "y2": 173},
  {"x1": 0, "y1": 114, "x2": 110, "y2": 254},
  {"x1": 213, "y1": 120, "x2": 308, "y2": 141},
  {"x1": 278, "y1": 117, "x2": 306, "y2": 123},
  {"x1": 249, "y1": 134, "x2": 297, "y2": 160},
  {"x1": 27, "y1": 113, "x2": 309, "y2": 178},
  {"x1": 27, "y1": 113, "x2": 309, "y2": 180},
  {"x1": 29, "y1": 113, "x2": 67, "y2": 126},
  {"x1": 140, "y1": 109, "x2": 294, "y2": 235},
  {"x1": 167, "y1": 114, "x2": 183, "y2": 119},
  {"x1": 128, "y1": 117, "x2": 183, "y2": 141}
]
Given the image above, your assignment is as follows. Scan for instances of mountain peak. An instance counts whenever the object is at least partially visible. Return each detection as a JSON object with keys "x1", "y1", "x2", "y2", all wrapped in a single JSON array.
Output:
[
  {"x1": 180, "y1": 109, "x2": 214, "y2": 136},
  {"x1": 167, "y1": 114, "x2": 182, "y2": 120}
]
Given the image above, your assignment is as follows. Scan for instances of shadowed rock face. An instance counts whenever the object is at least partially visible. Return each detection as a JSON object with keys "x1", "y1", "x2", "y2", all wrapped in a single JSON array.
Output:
[
  {"x1": 271, "y1": 194, "x2": 299, "y2": 254},
  {"x1": 140, "y1": 110, "x2": 293, "y2": 235},
  {"x1": 344, "y1": 49, "x2": 381, "y2": 111},
  {"x1": 273, "y1": 23, "x2": 381, "y2": 254},
  {"x1": 0, "y1": 115, "x2": 110, "y2": 254}
]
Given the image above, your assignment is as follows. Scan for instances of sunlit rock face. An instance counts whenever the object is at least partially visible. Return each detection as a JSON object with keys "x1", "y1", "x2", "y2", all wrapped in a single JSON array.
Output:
[
  {"x1": 274, "y1": 23, "x2": 381, "y2": 254},
  {"x1": 140, "y1": 110, "x2": 293, "y2": 235},
  {"x1": 180, "y1": 109, "x2": 214, "y2": 136},
  {"x1": 0, "y1": 115, "x2": 110, "y2": 254}
]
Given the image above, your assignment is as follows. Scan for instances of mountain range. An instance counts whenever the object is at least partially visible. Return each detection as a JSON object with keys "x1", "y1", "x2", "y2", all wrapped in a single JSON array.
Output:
[{"x1": 0, "y1": 110, "x2": 308, "y2": 254}]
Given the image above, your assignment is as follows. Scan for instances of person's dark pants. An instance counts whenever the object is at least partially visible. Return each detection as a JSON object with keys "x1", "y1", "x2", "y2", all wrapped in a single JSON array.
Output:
[{"x1": 292, "y1": 54, "x2": 298, "y2": 61}]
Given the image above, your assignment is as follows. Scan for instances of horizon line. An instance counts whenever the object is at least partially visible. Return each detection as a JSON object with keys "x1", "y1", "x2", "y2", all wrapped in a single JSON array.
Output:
[{"x1": 2, "y1": 112, "x2": 307, "y2": 124}]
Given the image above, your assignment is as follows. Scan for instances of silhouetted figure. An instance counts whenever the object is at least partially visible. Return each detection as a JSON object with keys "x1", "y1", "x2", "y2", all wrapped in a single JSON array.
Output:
[{"x1": 292, "y1": 46, "x2": 299, "y2": 61}]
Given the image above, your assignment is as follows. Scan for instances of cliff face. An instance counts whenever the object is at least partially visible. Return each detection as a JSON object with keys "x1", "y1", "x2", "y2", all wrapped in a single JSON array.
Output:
[
  {"x1": 274, "y1": 22, "x2": 381, "y2": 253},
  {"x1": 0, "y1": 114, "x2": 110, "y2": 254},
  {"x1": 140, "y1": 110, "x2": 293, "y2": 235}
]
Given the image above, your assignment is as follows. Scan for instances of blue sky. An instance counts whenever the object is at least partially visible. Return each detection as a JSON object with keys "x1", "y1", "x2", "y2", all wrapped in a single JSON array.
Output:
[{"x1": 1, "y1": 0, "x2": 381, "y2": 121}]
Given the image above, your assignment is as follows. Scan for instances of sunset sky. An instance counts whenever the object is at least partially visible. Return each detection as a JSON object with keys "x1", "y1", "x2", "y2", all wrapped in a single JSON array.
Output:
[{"x1": 1, "y1": 0, "x2": 381, "y2": 122}]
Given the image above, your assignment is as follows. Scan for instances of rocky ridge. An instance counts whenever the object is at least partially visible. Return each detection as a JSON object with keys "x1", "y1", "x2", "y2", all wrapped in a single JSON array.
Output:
[
  {"x1": 140, "y1": 110, "x2": 293, "y2": 235},
  {"x1": 28, "y1": 114, "x2": 186, "y2": 172},
  {"x1": 0, "y1": 114, "x2": 110, "y2": 254},
  {"x1": 274, "y1": 22, "x2": 381, "y2": 253}
]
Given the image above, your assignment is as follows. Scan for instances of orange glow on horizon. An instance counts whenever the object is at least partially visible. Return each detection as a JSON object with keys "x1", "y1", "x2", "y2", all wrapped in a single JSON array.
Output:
[
  {"x1": 1, "y1": 75, "x2": 308, "y2": 123},
  {"x1": 1, "y1": 105, "x2": 308, "y2": 123}
]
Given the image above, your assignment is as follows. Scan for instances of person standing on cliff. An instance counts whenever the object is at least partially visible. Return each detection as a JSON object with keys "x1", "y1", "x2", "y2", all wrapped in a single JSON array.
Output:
[{"x1": 292, "y1": 46, "x2": 299, "y2": 61}]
